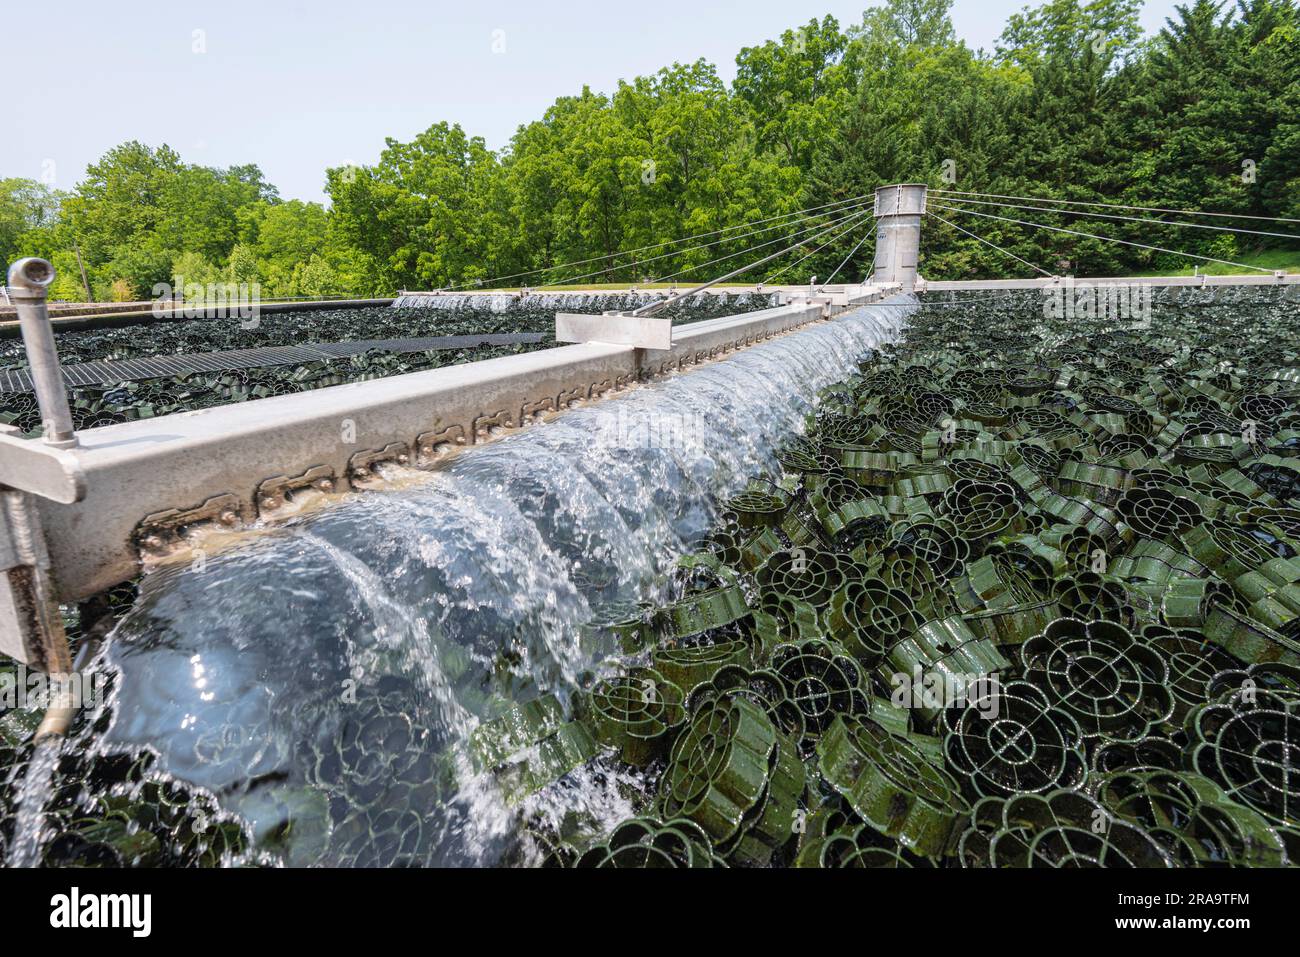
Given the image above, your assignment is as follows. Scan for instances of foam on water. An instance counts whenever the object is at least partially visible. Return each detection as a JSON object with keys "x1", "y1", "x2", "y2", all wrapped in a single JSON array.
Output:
[{"x1": 85, "y1": 298, "x2": 913, "y2": 866}]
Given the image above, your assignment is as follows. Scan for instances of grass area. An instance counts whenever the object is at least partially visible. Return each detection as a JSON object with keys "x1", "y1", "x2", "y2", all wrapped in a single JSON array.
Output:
[{"x1": 1127, "y1": 247, "x2": 1300, "y2": 278}]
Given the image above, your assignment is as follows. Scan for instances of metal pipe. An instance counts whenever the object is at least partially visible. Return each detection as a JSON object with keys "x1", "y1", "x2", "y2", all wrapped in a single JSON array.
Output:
[
  {"x1": 34, "y1": 675, "x2": 78, "y2": 740},
  {"x1": 34, "y1": 634, "x2": 100, "y2": 741},
  {"x1": 7, "y1": 258, "x2": 77, "y2": 449}
]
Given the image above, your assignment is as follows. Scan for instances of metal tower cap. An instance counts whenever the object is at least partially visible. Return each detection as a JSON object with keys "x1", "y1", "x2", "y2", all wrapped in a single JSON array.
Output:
[{"x1": 874, "y1": 184, "x2": 928, "y2": 217}]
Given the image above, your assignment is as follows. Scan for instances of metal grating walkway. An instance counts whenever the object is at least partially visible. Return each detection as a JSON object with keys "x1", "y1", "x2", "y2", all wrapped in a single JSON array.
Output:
[{"x1": 0, "y1": 333, "x2": 547, "y2": 392}]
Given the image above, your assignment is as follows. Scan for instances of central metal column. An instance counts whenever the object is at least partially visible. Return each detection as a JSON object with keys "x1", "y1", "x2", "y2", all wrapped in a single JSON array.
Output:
[{"x1": 871, "y1": 184, "x2": 927, "y2": 292}]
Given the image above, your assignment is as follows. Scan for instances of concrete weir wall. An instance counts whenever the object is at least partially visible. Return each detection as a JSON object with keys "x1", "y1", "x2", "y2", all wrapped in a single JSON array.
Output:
[{"x1": 37, "y1": 285, "x2": 898, "y2": 601}]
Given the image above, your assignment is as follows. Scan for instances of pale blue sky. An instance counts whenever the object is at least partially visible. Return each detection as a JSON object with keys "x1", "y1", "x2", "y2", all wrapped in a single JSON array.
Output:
[{"x1": 9, "y1": 0, "x2": 1185, "y2": 204}]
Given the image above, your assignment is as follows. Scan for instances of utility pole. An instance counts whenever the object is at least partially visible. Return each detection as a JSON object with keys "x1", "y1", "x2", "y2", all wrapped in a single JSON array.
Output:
[{"x1": 73, "y1": 242, "x2": 92, "y2": 302}]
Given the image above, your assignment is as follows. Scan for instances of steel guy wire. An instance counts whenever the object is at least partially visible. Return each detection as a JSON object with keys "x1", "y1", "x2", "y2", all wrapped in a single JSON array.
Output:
[
  {"x1": 824, "y1": 217, "x2": 877, "y2": 285},
  {"x1": 443, "y1": 191, "x2": 880, "y2": 291},
  {"x1": 764, "y1": 211, "x2": 878, "y2": 285},
  {"x1": 931, "y1": 188, "x2": 1300, "y2": 226},
  {"x1": 931, "y1": 203, "x2": 1275, "y2": 274},
  {"x1": 648, "y1": 206, "x2": 876, "y2": 287},
  {"x1": 933, "y1": 194, "x2": 1300, "y2": 243},
  {"x1": 928, "y1": 212, "x2": 1055, "y2": 278},
  {"x1": 552, "y1": 198, "x2": 876, "y2": 290}
]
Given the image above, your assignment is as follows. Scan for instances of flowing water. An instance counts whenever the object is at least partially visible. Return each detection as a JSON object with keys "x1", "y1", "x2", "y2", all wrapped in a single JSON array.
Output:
[
  {"x1": 77, "y1": 298, "x2": 913, "y2": 866},
  {"x1": 6, "y1": 738, "x2": 61, "y2": 868}
]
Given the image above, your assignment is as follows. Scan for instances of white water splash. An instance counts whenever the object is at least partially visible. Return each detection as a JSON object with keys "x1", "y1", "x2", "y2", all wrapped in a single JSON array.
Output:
[{"x1": 6, "y1": 737, "x2": 61, "y2": 868}]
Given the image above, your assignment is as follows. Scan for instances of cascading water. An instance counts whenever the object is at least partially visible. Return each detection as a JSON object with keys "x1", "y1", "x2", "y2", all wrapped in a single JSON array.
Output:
[
  {"x1": 5, "y1": 738, "x2": 61, "y2": 868},
  {"x1": 69, "y1": 298, "x2": 913, "y2": 866}
]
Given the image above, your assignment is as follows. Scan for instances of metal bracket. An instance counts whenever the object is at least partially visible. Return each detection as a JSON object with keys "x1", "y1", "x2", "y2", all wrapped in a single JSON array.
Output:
[
  {"x1": 415, "y1": 425, "x2": 467, "y2": 466},
  {"x1": 348, "y1": 442, "x2": 412, "y2": 489},
  {"x1": 256, "y1": 465, "x2": 336, "y2": 520},
  {"x1": 135, "y1": 493, "x2": 245, "y2": 564},
  {"x1": 521, "y1": 396, "x2": 555, "y2": 422},
  {"x1": 0, "y1": 490, "x2": 72, "y2": 671},
  {"x1": 473, "y1": 410, "x2": 514, "y2": 440},
  {"x1": 0, "y1": 426, "x2": 86, "y2": 504},
  {"x1": 557, "y1": 386, "x2": 587, "y2": 409},
  {"x1": 556, "y1": 311, "x2": 673, "y2": 350}
]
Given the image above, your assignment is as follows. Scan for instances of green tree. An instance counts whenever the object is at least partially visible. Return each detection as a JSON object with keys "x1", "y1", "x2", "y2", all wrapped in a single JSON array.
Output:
[
  {"x1": 860, "y1": 0, "x2": 959, "y2": 47},
  {"x1": 734, "y1": 16, "x2": 857, "y2": 170},
  {"x1": 46, "y1": 142, "x2": 280, "y2": 294},
  {"x1": 251, "y1": 199, "x2": 331, "y2": 295},
  {"x1": 1127, "y1": 0, "x2": 1300, "y2": 225},
  {"x1": 292, "y1": 254, "x2": 344, "y2": 298},
  {"x1": 170, "y1": 250, "x2": 222, "y2": 291},
  {"x1": 327, "y1": 121, "x2": 503, "y2": 290},
  {"x1": 0, "y1": 178, "x2": 62, "y2": 276},
  {"x1": 227, "y1": 243, "x2": 261, "y2": 286}
]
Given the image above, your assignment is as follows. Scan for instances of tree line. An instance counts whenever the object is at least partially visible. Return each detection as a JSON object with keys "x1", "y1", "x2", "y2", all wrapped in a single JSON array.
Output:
[{"x1": 2, "y1": 0, "x2": 1297, "y2": 303}]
